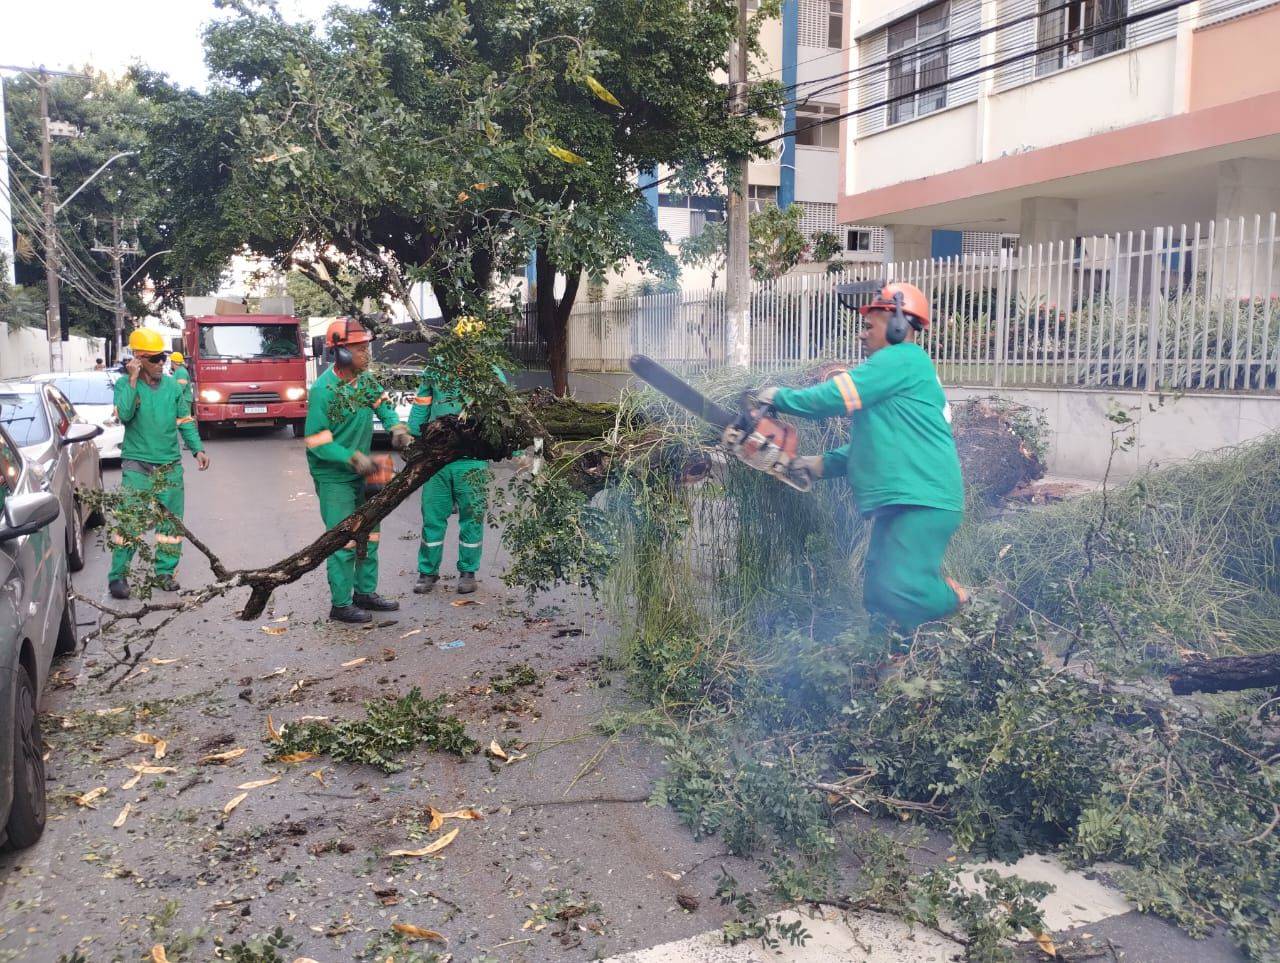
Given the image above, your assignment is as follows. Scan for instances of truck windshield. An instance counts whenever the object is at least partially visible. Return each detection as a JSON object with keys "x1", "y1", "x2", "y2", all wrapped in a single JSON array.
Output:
[{"x1": 198, "y1": 323, "x2": 301, "y2": 360}]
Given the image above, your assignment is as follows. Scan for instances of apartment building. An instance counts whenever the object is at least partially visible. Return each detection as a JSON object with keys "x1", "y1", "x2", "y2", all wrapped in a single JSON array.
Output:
[{"x1": 838, "y1": 0, "x2": 1280, "y2": 279}]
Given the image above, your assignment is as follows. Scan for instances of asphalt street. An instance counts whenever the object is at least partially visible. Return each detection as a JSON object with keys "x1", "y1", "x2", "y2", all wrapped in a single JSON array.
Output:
[{"x1": 0, "y1": 428, "x2": 1249, "y2": 962}]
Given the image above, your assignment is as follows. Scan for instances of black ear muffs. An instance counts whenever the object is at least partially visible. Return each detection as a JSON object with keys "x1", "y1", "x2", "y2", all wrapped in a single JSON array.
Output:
[
  {"x1": 885, "y1": 291, "x2": 910, "y2": 345},
  {"x1": 334, "y1": 344, "x2": 353, "y2": 367}
]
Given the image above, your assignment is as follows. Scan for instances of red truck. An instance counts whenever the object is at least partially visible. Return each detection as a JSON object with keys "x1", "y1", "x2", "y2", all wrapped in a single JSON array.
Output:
[{"x1": 183, "y1": 314, "x2": 309, "y2": 438}]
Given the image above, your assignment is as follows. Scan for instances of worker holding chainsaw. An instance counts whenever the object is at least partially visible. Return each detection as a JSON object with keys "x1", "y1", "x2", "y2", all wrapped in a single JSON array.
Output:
[
  {"x1": 304, "y1": 318, "x2": 412, "y2": 624},
  {"x1": 408, "y1": 316, "x2": 507, "y2": 596},
  {"x1": 755, "y1": 281, "x2": 966, "y2": 631},
  {"x1": 107, "y1": 329, "x2": 210, "y2": 600}
]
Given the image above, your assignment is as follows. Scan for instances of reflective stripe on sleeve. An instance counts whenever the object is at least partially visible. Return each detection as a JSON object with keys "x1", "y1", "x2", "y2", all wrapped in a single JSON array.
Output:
[
  {"x1": 368, "y1": 533, "x2": 380, "y2": 542},
  {"x1": 155, "y1": 533, "x2": 184, "y2": 545},
  {"x1": 833, "y1": 371, "x2": 861, "y2": 413},
  {"x1": 305, "y1": 429, "x2": 335, "y2": 448},
  {"x1": 176, "y1": 416, "x2": 195, "y2": 425},
  {"x1": 412, "y1": 396, "x2": 433, "y2": 405}
]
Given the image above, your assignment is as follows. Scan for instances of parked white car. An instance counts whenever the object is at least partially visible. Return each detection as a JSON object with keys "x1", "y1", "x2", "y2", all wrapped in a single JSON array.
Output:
[{"x1": 27, "y1": 372, "x2": 124, "y2": 461}]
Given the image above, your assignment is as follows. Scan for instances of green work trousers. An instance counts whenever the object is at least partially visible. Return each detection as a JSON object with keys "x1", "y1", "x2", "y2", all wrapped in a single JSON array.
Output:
[
  {"x1": 418, "y1": 459, "x2": 488, "y2": 576},
  {"x1": 314, "y1": 475, "x2": 381, "y2": 607},
  {"x1": 109, "y1": 465, "x2": 185, "y2": 581},
  {"x1": 863, "y1": 504, "x2": 963, "y2": 631}
]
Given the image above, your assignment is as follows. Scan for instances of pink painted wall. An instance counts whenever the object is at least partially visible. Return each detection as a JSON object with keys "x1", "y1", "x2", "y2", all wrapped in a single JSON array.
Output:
[{"x1": 1190, "y1": 6, "x2": 1280, "y2": 113}]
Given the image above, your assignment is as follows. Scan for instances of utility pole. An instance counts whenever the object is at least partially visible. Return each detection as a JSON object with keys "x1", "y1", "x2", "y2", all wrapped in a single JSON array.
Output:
[
  {"x1": 37, "y1": 70, "x2": 65, "y2": 372},
  {"x1": 724, "y1": 0, "x2": 752, "y2": 368},
  {"x1": 92, "y1": 216, "x2": 133, "y2": 361}
]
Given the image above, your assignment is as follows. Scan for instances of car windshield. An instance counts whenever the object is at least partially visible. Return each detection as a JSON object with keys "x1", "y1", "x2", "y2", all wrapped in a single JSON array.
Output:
[
  {"x1": 0, "y1": 392, "x2": 51, "y2": 446},
  {"x1": 199, "y1": 323, "x2": 301, "y2": 360},
  {"x1": 51, "y1": 376, "x2": 116, "y2": 406}
]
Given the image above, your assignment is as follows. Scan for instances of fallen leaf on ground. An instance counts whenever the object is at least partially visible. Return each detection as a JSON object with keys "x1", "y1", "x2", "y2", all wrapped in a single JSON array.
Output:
[
  {"x1": 149, "y1": 658, "x2": 178, "y2": 665},
  {"x1": 488, "y1": 740, "x2": 508, "y2": 761},
  {"x1": 131, "y1": 733, "x2": 168, "y2": 759},
  {"x1": 398, "y1": 628, "x2": 421, "y2": 639},
  {"x1": 266, "y1": 715, "x2": 283, "y2": 741},
  {"x1": 450, "y1": 599, "x2": 482, "y2": 607},
  {"x1": 341, "y1": 657, "x2": 366, "y2": 668},
  {"x1": 272, "y1": 615, "x2": 289, "y2": 622},
  {"x1": 259, "y1": 666, "x2": 287, "y2": 679},
  {"x1": 74, "y1": 787, "x2": 108, "y2": 807},
  {"x1": 150, "y1": 946, "x2": 170, "y2": 963},
  {"x1": 199, "y1": 747, "x2": 247, "y2": 764},
  {"x1": 113, "y1": 803, "x2": 132, "y2": 828},
  {"x1": 392, "y1": 923, "x2": 446, "y2": 942},
  {"x1": 308, "y1": 768, "x2": 327, "y2": 786},
  {"x1": 94, "y1": 707, "x2": 128, "y2": 717},
  {"x1": 237, "y1": 776, "x2": 280, "y2": 790},
  {"x1": 387, "y1": 826, "x2": 459, "y2": 857},
  {"x1": 427, "y1": 807, "x2": 444, "y2": 832},
  {"x1": 291, "y1": 959, "x2": 322, "y2": 963},
  {"x1": 261, "y1": 626, "x2": 288, "y2": 636},
  {"x1": 121, "y1": 764, "x2": 175, "y2": 790},
  {"x1": 223, "y1": 792, "x2": 249, "y2": 815},
  {"x1": 1034, "y1": 932, "x2": 1057, "y2": 957},
  {"x1": 277, "y1": 751, "x2": 317, "y2": 763},
  {"x1": 439, "y1": 807, "x2": 484, "y2": 822}
]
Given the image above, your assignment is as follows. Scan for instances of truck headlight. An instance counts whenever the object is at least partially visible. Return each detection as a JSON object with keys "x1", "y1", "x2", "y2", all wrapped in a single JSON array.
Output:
[
  {"x1": 285, "y1": 386, "x2": 307, "y2": 401},
  {"x1": 200, "y1": 388, "x2": 223, "y2": 403}
]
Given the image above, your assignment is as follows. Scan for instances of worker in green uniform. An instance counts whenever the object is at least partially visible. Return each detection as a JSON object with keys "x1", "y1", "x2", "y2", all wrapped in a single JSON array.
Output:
[
  {"x1": 408, "y1": 317, "x2": 504, "y2": 595},
  {"x1": 305, "y1": 318, "x2": 412, "y2": 624},
  {"x1": 756, "y1": 282, "x2": 967, "y2": 631},
  {"x1": 107, "y1": 329, "x2": 211, "y2": 600},
  {"x1": 170, "y1": 352, "x2": 193, "y2": 408}
]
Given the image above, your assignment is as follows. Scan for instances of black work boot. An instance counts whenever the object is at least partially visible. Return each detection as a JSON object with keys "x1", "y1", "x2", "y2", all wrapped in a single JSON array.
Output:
[
  {"x1": 414, "y1": 574, "x2": 439, "y2": 594},
  {"x1": 156, "y1": 575, "x2": 180, "y2": 592},
  {"x1": 353, "y1": 591, "x2": 400, "y2": 612},
  {"x1": 457, "y1": 572, "x2": 477, "y2": 595},
  {"x1": 108, "y1": 578, "x2": 131, "y2": 601},
  {"x1": 329, "y1": 604, "x2": 372, "y2": 624}
]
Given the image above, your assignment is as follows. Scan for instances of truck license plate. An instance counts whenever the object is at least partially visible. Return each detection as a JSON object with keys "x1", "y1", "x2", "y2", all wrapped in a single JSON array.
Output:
[{"x1": 243, "y1": 405, "x2": 268, "y2": 414}]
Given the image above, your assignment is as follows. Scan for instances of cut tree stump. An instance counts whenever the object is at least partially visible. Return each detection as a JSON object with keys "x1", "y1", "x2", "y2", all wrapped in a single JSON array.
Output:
[{"x1": 1167, "y1": 652, "x2": 1280, "y2": 695}]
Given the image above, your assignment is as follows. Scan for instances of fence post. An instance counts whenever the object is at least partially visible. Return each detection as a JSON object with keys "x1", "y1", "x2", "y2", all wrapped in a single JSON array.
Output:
[
  {"x1": 994, "y1": 248, "x2": 1008, "y2": 388},
  {"x1": 1145, "y1": 226, "x2": 1164, "y2": 392},
  {"x1": 798, "y1": 274, "x2": 811, "y2": 365}
]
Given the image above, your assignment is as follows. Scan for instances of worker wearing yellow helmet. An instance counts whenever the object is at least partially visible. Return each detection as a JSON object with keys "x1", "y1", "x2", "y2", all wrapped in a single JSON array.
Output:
[
  {"x1": 408, "y1": 316, "x2": 504, "y2": 595},
  {"x1": 107, "y1": 328, "x2": 210, "y2": 600},
  {"x1": 169, "y1": 352, "x2": 193, "y2": 408}
]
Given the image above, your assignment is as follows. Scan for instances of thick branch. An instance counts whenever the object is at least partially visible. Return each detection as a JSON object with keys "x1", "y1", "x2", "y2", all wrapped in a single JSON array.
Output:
[{"x1": 1167, "y1": 652, "x2": 1280, "y2": 695}]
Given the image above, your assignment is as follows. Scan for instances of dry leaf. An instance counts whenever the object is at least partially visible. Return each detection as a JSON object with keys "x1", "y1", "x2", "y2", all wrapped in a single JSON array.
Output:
[
  {"x1": 488, "y1": 740, "x2": 508, "y2": 761},
  {"x1": 341, "y1": 657, "x2": 367, "y2": 668},
  {"x1": 308, "y1": 768, "x2": 327, "y2": 786},
  {"x1": 391, "y1": 923, "x2": 446, "y2": 942},
  {"x1": 387, "y1": 826, "x2": 459, "y2": 857},
  {"x1": 113, "y1": 803, "x2": 132, "y2": 828},
  {"x1": 1034, "y1": 932, "x2": 1057, "y2": 957},
  {"x1": 292, "y1": 959, "x2": 322, "y2": 963},
  {"x1": 546, "y1": 144, "x2": 587, "y2": 165},
  {"x1": 450, "y1": 599, "x2": 482, "y2": 607},
  {"x1": 427, "y1": 807, "x2": 444, "y2": 832},
  {"x1": 121, "y1": 764, "x2": 174, "y2": 790},
  {"x1": 261, "y1": 625, "x2": 288, "y2": 636},
  {"x1": 150, "y1": 658, "x2": 178, "y2": 665},
  {"x1": 272, "y1": 615, "x2": 289, "y2": 622},
  {"x1": 121, "y1": 773, "x2": 143, "y2": 791},
  {"x1": 199, "y1": 747, "x2": 247, "y2": 764},
  {"x1": 266, "y1": 715, "x2": 283, "y2": 742},
  {"x1": 151, "y1": 946, "x2": 170, "y2": 963},
  {"x1": 259, "y1": 667, "x2": 287, "y2": 679},
  {"x1": 95, "y1": 707, "x2": 127, "y2": 717},
  {"x1": 439, "y1": 807, "x2": 484, "y2": 822},
  {"x1": 998, "y1": 543, "x2": 1013, "y2": 559},
  {"x1": 456, "y1": 191, "x2": 470, "y2": 202},
  {"x1": 223, "y1": 792, "x2": 249, "y2": 815},
  {"x1": 237, "y1": 776, "x2": 281, "y2": 790},
  {"x1": 277, "y1": 751, "x2": 318, "y2": 763},
  {"x1": 74, "y1": 786, "x2": 108, "y2": 807},
  {"x1": 398, "y1": 628, "x2": 421, "y2": 639},
  {"x1": 585, "y1": 75, "x2": 622, "y2": 107},
  {"x1": 131, "y1": 733, "x2": 168, "y2": 759}
]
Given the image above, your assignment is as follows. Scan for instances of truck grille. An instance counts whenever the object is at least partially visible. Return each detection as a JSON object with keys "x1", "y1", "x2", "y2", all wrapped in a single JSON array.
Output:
[{"x1": 228, "y1": 392, "x2": 282, "y2": 405}]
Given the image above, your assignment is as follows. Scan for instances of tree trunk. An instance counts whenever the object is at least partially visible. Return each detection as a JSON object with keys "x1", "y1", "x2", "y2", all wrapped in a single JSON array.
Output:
[
  {"x1": 534, "y1": 246, "x2": 582, "y2": 398},
  {"x1": 1167, "y1": 652, "x2": 1280, "y2": 695}
]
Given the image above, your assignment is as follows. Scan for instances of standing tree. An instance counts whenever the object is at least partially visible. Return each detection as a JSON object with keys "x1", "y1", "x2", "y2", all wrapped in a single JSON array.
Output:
[{"x1": 678, "y1": 202, "x2": 843, "y2": 287}]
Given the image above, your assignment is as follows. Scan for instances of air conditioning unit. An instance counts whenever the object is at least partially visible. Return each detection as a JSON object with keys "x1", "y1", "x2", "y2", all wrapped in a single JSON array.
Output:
[{"x1": 1065, "y1": 51, "x2": 1084, "y2": 68}]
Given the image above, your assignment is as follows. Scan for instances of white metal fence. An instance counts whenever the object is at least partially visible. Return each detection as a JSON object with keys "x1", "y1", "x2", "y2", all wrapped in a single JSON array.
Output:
[{"x1": 559, "y1": 212, "x2": 1280, "y2": 393}]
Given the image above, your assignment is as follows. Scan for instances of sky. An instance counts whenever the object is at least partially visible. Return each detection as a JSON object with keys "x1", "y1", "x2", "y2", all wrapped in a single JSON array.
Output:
[{"x1": 0, "y1": 0, "x2": 367, "y2": 90}]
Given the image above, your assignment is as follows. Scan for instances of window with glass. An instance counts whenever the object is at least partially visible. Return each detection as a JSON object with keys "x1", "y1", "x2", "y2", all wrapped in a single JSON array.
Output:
[
  {"x1": 748, "y1": 185, "x2": 779, "y2": 212},
  {"x1": 847, "y1": 228, "x2": 873, "y2": 251},
  {"x1": 198, "y1": 324, "x2": 303, "y2": 360},
  {"x1": 51, "y1": 376, "x2": 117, "y2": 407},
  {"x1": 659, "y1": 194, "x2": 725, "y2": 237},
  {"x1": 828, "y1": 0, "x2": 844, "y2": 47},
  {"x1": 887, "y1": 2, "x2": 949, "y2": 125},
  {"x1": 795, "y1": 102, "x2": 841, "y2": 148},
  {"x1": 1036, "y1": 0, "x2": 1127, "y2": 75},
  {"x1": 0, "y1": 392, "x2": 51, "y2": 447}
]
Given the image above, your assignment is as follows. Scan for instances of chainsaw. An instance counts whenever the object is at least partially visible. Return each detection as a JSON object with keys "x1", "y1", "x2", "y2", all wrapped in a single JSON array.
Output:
[{"x1": 628, "y1": 354, "x2": 813, "y2": 492}]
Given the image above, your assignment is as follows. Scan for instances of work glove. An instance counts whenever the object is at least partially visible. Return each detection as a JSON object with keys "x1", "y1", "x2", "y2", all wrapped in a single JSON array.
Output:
[
  {"x1": 349, "y1": 451, "x2": 378, "y2": 477},
  {"x1": 753, "y1": 385, "x2": 779, "y2": 408},
  {"x1": 389, "y1": 424, "x2": 412, "y2": 451},
  {"x1": 791, "y1": 454, "x2": 824, "y2": 479}
]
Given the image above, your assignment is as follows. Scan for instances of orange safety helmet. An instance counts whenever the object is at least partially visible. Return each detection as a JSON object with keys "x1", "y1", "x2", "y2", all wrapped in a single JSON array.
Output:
[
  {"x1": 859, "y1": 281, "x2": 930, "y2": 328},
  {"x1": 325, "y1": 317, "x2": 375, "y2": 348}
]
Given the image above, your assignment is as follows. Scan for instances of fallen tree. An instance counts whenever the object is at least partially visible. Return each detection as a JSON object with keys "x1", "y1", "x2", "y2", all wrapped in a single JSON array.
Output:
[{"x1": 1168, "y1": 652, "x2": 1280, "y2": 695}]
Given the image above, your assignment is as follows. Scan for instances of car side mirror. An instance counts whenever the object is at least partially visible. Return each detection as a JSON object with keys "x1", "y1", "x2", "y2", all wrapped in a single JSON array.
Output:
[
  {"x1": 0, "y1": 492, "x2": 61, "y2": 542},
  {"x1": 61, "y1": 423, "x2": 103, "y2": 446}
]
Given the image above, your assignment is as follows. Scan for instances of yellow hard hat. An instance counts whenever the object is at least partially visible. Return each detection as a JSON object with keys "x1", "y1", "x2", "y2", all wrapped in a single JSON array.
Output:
[
  {"x1": 128, "y1": 328, "x2": 167, "y2": 355},
  {"x1": 170, "y1": 351, "x2": 184, "y2": 364},
  {"x1": 453, "y1": 316, "x2": 485, "y2": 337}
]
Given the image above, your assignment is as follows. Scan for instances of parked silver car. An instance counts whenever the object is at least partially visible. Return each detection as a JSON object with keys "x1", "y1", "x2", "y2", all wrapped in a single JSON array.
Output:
[
  {"x1": 0, "y1": 382, "x2": 104, "y2": 572},
  {"x1": 0, "y1": 421, "x2": 77, "y2": 849}
]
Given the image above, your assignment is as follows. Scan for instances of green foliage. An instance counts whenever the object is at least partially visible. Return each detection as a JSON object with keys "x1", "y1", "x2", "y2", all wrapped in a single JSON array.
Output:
[
  {"x1": 219, "y1": 928, "x2": 294, "y2": 963},
  {"x1": 358, "y1": 931, "x2": 444, "y2": 963},
  {"x1": 0, "y1": 255, "x2": 45, "y2": 329},
  {"x1": 678, "y1": 204, "x2": 845, "y2": 286},
  {"x1": 270, "y1": 688, "x2": 478, "y2": 773},
  {"x1": 490, "y1": 663, "x2": 538, "y2": 694},
  {"x1": 80, "y1": 465, "x2": 179, "y2": 599},
  {"x1": 715, "y1": 870, "x2": 811, "y2": 948}
]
